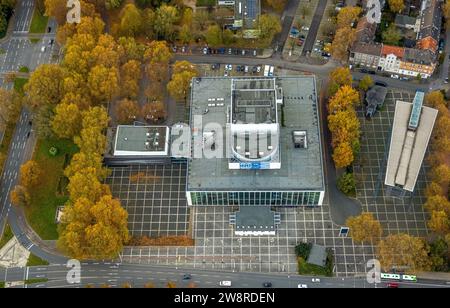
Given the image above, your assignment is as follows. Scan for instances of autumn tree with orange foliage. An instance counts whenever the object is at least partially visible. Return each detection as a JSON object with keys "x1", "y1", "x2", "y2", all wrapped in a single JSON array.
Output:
[
  {"x1": 19, "y1": 160, "x2": 41, "y2": 189},
  {"x1": 422, "y1": 91, "x2": 450, "y2": 269},
  {"x1": 327, "y1": 82, "x2": 361, "y2": 168}
]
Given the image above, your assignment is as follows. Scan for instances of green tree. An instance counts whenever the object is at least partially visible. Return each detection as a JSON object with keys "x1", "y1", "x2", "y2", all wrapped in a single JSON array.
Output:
[
  {"x1": 358, "y1": 75, "x2": 374, "y2": 91},
  {"x1": 105, "y1": 0, "x2": 123, "y2": 10},
  {"x1": 388, "y1": 0, "x2": 405, "y2": 13},
  {"x1": 34, "y1": 105, "x2": 55, "y2": 139},
  {"x1": 382, "y1": 23, "x2": 401, "y2": 46},
  {"x1": 256, "y1": 14, "x2": 282, "y2": 44},
  {"x1": 118, "y1": 3, "x2": 143, "y2": 37},
  {"x1": 154, "y1": 4, "x2": 178, "y2": 41},
  {"x1": 205, "y1": 24, "x2": 222, "y2": 47},
  {"x1": 337, "y1": 172, "x2": 356, "y2": 196},
  {"x1": 328, "y1": 67, "x2": 352, "y2": 96}
]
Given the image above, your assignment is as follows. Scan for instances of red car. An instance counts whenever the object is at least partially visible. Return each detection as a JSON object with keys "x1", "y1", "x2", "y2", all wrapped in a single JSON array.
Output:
[{"x1": 387, "y1": 282, "x2": 399, "y2": 288}]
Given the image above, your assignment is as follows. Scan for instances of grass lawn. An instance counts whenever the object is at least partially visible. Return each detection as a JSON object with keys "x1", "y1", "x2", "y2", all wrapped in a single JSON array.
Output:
[
  {"x1": 29, "y1": 8, "x2": 48, "y2": 34},
  {"x1": 25, "y1": 138, "x2": 78, "y2": 240},
  {"x1": 27, "y1": 253, "x2": 49, "y2": 266},
  {"x1": 196, "y1": 0, "x2": 216, "y2": 6},
  {"x1": 0, "y1": 282, "x2": 4, "y2": 288},
  {"x1": 19, "y1": 66, "x2": 29, "y2": 73},
  {"x1": 25, "y1": 278, "x2": 48, "y2": 284},
  {"x1": 0, "y1": 224, "x2": 13, "y2": 250},
  {"x1": 13, "y1": 78, "x2": 28, "y2": 95},
  {"x1": 298, "y1": 257, "x2": 331, "y2": 276}
]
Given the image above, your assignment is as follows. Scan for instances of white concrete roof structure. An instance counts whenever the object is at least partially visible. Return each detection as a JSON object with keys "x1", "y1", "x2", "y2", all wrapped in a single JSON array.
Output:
[{"x1": 385, "y1": 96, "x2": 438, "y2": 192}]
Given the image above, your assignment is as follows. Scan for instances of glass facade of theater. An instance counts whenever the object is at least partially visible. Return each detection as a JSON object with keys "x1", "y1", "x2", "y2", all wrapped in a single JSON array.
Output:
[{"x1": 188, "y1": 191, "x2": 323, "y2": 206}]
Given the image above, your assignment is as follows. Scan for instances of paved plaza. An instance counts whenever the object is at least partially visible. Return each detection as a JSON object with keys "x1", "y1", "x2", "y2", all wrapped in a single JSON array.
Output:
[
  {"x1": 112, "y1": 88, "x2": 430, "y2": 277},
  {"x1": 105, "y1": 164, "x2": 189, "y2": 238}
]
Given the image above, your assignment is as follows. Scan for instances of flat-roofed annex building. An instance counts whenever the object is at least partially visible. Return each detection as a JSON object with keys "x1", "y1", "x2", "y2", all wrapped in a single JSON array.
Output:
[
  {"x1": 186, "y1": 76, "x2": 325, "y2": 206},
  {"x1": 385, "y1": 91, "x2": 438, "y2": 193},
  {"x1": 112, "y1": 125, "x2": 170, "y2": 156}
]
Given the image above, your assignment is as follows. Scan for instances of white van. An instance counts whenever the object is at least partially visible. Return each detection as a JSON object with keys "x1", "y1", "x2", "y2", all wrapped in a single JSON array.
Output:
[
  {"x1": 269, "y1": 66, "x2": 274, "y2": 77},
  {"x1": 219, "y1": 281, "x2": 232, "y2": 287},
  {"x1": 263, "y1": 65, "x2": 270, "y2": 77}
]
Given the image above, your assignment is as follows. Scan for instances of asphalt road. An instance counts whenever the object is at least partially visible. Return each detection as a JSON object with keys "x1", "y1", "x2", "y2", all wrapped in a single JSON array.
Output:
[
  {"x1": 273, "y1": 0, "x2": 300, "y2": 52},
  {"x1": 0, "y1": 111, "x2": 31, "y2": 241},
  {"x1": 0, "y1": 1, "x2": 62, "y2": 265},
  {"x1": 301, "y1": 0, "x2": 328, "y2": 56},
  {"x1": 2, "y1": 263, "x2": 449, "y2": 288}
]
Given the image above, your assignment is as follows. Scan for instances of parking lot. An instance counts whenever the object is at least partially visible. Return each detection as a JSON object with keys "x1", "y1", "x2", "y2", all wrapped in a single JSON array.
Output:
[
  {"x1": 115, "y1": 88, "x2": 430, "y2": 277},
  {"x1": 105, "y1": 164, "x2": 190, "y2": 237}
]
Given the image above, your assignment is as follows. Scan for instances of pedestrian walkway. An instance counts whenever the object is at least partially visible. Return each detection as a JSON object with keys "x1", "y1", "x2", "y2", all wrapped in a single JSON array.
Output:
[{"x1": 0, "y1": 237, "x2": 30, "y2": 268}]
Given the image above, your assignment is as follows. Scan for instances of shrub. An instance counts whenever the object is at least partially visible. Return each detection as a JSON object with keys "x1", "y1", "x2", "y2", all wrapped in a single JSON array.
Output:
[
  {"x1": 295, "y1": 242, "x2": 312, "y2": 259},
  {"x1": 337, "y1": 172, "x2": 356, "y2": 196},
  {"x1": 49, "y1": 146, "x2": 58, "y2": 156}
]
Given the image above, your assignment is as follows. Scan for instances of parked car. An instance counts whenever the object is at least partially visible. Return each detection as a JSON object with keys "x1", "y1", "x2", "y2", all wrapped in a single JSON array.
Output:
[
  {"x1": 390, "y1": 74, "x2": 399, "y2": 79},
  {"x1": 298, "y1": 284, "x2": 308, "y2": 288},
  {"x1": 228, "y1": 48, "x2": 232, "y2": 55},
  {"x1": 203, "y1": 47, "x2": 208, "y2": 54},
  {"x1": 219, "y1": 281, "x2": 232, "y2": 287},
  {"x1": 262, "y1": 282, "x2": 272, "y2": 287},
  {"x1": 253, "y1": 49, "x2": 257, "y2": 56},
  {"x1": 387, "y1": 282, "x2": 399, "y2": 288},
  {"x1": 257, "y1": 66, "x2": 261, "y2": 73},
  {"x1": 368, "y1": 70, "x2": 376, "y2": 75},
  {"x1": 445, "y1": 77, "x2": 449, "y2": 84},
  {"x1": 244, "y1": 66, "x2": 249, "y2": 73},
  {"x1": 360, "y1": 68, "x2": 368, "y2": 73},
  {"x1": 301, "y1": 26, "x2": 310, "y2": 31},
  {"x1": 312, "y1": 278, "x2": 321, "y2": 283},
  {"x1": 41, "y1": 46, "x2": 46, "y2": 52},
  {"x1": 242, "y1": 49, "x2": 246, "y2": 55},
  {"x1": 375, "y1": 81, "x2": 387, "y2": 87},
  {"x1": 183, "y1": 274, "x2": 192, "y2": 280},
  {"x1": 181, "y1": 46, "x2": 186, "y2": 53}
]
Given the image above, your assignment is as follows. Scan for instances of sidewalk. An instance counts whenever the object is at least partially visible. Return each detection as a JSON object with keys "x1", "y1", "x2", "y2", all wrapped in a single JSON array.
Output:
[
  {"x1": 417, "y1": 272, "x2": 450, "y2": 282},
  {"x1": 0, "y1": 10, "x2": 16, "y2": 44}
]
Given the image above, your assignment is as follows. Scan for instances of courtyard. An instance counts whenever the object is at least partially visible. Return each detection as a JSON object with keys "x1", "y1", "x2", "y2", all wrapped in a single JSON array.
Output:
[{"x1": 111, "y1": 88, "x2": 430, "y2": 277}]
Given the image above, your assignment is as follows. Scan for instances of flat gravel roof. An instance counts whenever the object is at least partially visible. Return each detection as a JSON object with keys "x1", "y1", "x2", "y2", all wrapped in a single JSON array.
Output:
[{"x1": 187, "y1": 76, "x2": 325, "y2": 192}]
